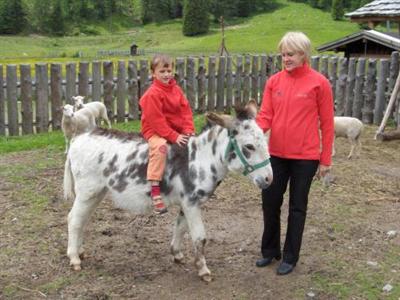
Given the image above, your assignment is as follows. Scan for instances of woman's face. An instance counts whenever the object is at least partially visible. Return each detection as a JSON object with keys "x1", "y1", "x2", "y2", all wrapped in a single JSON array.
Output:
[
  {"x1": 281, "y1": 47, "x2": 305, "y2": 72},
  {"x1": 152, "y1": 63, "x2": 173, "y2": 84}
]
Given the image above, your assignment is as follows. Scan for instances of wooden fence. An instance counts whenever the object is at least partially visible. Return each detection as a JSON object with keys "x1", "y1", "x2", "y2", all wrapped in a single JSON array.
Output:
[{"x1": 1, "y1": 52, "x2": 400, "y2": 136}]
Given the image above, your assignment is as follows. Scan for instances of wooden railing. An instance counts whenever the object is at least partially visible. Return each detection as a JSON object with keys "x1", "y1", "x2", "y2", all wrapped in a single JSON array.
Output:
[{"x1": 1, "y1": 52, "x2": 399, "y2": 136}]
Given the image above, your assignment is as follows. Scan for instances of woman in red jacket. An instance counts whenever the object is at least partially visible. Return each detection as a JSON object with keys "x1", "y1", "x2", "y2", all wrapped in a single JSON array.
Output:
[
  {"x1": 140, "y1": 54, "x2": 195, "y2": 214},
  {"x1": 255, "y1": 32, "x2": 334, "y2": 275}
]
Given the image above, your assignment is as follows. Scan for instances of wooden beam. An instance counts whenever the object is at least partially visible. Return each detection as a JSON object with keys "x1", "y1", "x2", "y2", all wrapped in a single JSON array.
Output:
[
  {"x1": 375, "y1": 69, "x2": 400, "y2": 139},
  {"x1": 376, "y1": 130, "x2": 400, "y2": 141}
]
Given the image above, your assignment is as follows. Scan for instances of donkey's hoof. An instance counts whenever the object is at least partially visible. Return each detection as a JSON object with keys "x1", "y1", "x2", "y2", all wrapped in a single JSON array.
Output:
[
  {"x1": 201, "y1": 274, "x2": 212, "y2": 282},
  {"x1": 173, "y1": 253, "x2": 184, "y2": 264}
]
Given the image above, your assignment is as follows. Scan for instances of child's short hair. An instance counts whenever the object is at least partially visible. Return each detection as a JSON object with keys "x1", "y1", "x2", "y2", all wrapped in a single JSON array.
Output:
[
  {"x1": 151, "y1": 54, "x2": 174, "y2": 72},
  {"x1": 278, "y1": 31, "x2": 311, "y2": 64}
]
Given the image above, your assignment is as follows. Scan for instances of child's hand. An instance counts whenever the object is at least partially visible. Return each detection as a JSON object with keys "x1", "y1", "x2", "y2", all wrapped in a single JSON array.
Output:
[{"x1": 176, "y1": 134, "x2": 190, "y2": 147}]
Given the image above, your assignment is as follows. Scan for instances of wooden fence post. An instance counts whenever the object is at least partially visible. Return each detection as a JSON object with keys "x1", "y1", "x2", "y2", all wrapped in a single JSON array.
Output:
[
  {"x1": 363, "y1": 59, "x2": 377, "y2": 124},
  {"x1": 376, "y1": 70, "x2": 400, "y2": 138},
  {"x1": 0, "y1": 65, "x2": 5, "y2": 136},
  {"x1": 311, "y1": 56, "x2": 320, "y2": 71},
  {"x1": 78, "y1": 62, "x2": 89, "y2": 99},
  {"x1": 260, "y1": 55, "x2": 267, "y2": 103},
  {"x1": 197, "y1": 57, "x2": 206, "y2": 113},
  {"x1": 251, "y1": 55, "x2": 259, "y2": 102},
  {"x1": 20, "y1": 65, "x2": 33, "y2": 135},
  {"x1": 127, "y1": 60, "x2": 139, "y2": 120},
  {"x1": 388, "y1": 52, "x2": 400, "y2": 124},
  {"x1": 274, "y1": 54, "x2": 282, "y2": 74},
  {"x1": 92, "y1": 61, "x2": 102, "y2": 103},
  {"x1": 66, "y1": 63, "x2": 76, "y2": 104},
  {"x1": 50, "y1": 63, "x2": 63, "y2": 130},
  {"x1": 320, "y1": 56, "x2": 329, "y2": 79},
  {"x1": 267, "y1": 55, "x2": 274, "y2": 77},
  {"x1": 329, "y1": 57, "x2": 338, "y2": 102},
  {"x1": 344, "y1": 57, "x2": 356, "y2": 116},
  {"x1": 335, "y1": 57, "x2": 348, "y2": 116},
  {"x1": 35, "y1": 63, "x2": 49, "y2": 133},
  {"x1": 175, "y1": 58, "x2": 185, "y2": 90},
  {"x1": 186, "y1": 57, "x2": 196, "y2": 110},
  {"x1": 352, "y1": 58, "x2": 366, "y2": 119},
  {"x1": 225, "y1": 56, "x2": 233, "y2": 114},
  {"x1": 207, "y1": 56, "x2": 216, "y2": 111},
  {"x1": 243, "y1": 55, "x2": 251, "y2": 102},
  {"x1": 116, "y1": 61, "x2": 126, "y2": 123},
  {"x1": 140, "y1": 59, "x2": 150, "y2": 97},
  {"x1": 216, "y1": 56, "x2": 226, "y2": 112},
  {"x1": 6, "y1": 65, "x2": 18, "y2": 136},
  {"x1": 374, "y1": 59, "x2": 389, "y2": 125},
  {"x1": 103, "y1": 61, "x2": 114, "y2": 122},
  {"x1": 233, "y1": 55, "x2": 243, "y2": 106}
]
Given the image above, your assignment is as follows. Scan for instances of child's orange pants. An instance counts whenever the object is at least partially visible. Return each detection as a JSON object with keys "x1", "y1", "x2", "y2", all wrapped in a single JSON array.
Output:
[{"x1": 147, "y1": 135, "x2": 168, "y2": 181}]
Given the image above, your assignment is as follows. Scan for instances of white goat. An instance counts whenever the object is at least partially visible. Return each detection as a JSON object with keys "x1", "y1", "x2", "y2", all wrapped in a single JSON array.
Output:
[
  {"x1": 333, "y1": 116, "x2": 364, "y2": 159},
  {"x1": 72, "y1": 95, "x2": 112, "y2": 129},
  {"x1": 61, "y1": 104, "x2": 96, "y2": 154}
]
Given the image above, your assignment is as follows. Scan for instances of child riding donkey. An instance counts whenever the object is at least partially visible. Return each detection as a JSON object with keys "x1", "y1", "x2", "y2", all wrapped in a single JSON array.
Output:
[{"x1": 140, "y1": 54, "x2": 194, "y2": 214}]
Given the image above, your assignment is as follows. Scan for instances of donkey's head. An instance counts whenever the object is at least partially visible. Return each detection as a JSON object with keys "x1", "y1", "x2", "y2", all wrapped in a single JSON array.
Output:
[{"x1": 206, "y1": 100, "x2": 273, "y2": 189}]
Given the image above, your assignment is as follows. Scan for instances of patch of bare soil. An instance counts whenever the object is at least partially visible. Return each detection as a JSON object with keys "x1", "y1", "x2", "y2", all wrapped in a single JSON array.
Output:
[{"x1": 0, "y1": 125, "x2": 399, "y2": 299}]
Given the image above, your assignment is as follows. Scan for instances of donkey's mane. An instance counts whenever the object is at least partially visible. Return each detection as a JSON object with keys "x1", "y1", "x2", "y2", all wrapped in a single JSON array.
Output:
[{"x1": 91, "y1": 127, "x2": 144, "y2": 142}]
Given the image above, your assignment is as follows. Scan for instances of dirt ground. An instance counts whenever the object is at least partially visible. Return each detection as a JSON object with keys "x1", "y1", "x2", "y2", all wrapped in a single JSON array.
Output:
[{"x1": 0, "y1": 125, "x2": 399, "y2": 299}]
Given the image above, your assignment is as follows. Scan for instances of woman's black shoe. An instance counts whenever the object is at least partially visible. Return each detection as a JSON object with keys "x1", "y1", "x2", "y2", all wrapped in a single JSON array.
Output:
[
  {"x1": 276, "y1": 261, "x2": 295, "y2": 275},
  {"x1": 255, "y1": 255, "x2": 281, "y2": 267}
]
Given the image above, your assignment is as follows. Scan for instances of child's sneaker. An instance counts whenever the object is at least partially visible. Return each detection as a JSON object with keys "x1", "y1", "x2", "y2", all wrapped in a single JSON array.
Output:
[{"x1": 152, "y1": 195, "x2": 168, "y2": 215}]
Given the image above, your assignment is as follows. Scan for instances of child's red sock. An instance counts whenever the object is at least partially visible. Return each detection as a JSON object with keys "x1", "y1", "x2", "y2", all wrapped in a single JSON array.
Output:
[
  {"x1": 150, "y1": 185, "x2": 167, "y2": 214},
  {"x1": 151, "y1": 185, "x2": 161, "y2": 198}
]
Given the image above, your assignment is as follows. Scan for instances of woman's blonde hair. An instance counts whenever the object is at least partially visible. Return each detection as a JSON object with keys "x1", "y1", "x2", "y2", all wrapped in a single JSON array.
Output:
[
  {"x1": 278, "y1": 32, "x2": 311, "y2": 64},
  {"x1": 150, "y1": 54, "x2": 174, "y2": 72}
]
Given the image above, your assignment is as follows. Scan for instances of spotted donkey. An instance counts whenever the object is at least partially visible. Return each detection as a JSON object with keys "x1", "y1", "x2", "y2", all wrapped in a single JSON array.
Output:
[{"x1": 64, "y1": 100, "x2": 273, "y2": 281}]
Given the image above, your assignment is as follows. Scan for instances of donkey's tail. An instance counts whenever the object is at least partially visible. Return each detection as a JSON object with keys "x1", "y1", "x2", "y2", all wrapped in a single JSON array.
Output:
[{"x1": 63, "y1": 157, "x2": 75, "y2": 201}]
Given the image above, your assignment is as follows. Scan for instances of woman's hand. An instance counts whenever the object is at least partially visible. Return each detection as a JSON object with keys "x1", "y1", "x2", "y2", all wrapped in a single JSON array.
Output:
[{"x1": 318, "y1": 164, "x2": 331, "y2": 178}]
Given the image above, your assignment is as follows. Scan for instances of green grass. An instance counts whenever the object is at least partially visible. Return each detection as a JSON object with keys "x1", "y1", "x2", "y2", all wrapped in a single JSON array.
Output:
[{"x1": 0, "y1": 0, "x2": 360, "y2": 62}]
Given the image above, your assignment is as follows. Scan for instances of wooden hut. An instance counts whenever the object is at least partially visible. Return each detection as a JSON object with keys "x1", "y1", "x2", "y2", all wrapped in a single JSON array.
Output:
[
  {"x1": 317, "y1": 1, "x2": 400, "y2": 57},
  {"x1": 316, "y1": 30, "x2": 400, "y2": 58},
  {"x1": 345, "y1": 0, "x2": 400, "y2": 33}
]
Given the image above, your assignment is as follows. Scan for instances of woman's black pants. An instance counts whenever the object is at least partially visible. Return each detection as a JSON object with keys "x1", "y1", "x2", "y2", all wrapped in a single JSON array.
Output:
[{"x1": 261, "y1": 156, "x2": 319, "y2": 265}]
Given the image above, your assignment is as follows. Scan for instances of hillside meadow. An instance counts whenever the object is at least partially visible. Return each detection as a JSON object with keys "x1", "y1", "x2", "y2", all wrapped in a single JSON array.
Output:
[{"x1": 0, "y1": 0, "x2": 361, "y2": 65}]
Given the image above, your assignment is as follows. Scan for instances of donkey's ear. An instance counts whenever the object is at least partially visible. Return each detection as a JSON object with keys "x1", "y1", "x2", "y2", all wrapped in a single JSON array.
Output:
[
  {"x1": 206, "y1": 112, "x2": 234, "y2": 129},
  {"x1": 245, "y1": 99, "x2": 258, "y2": 118}
]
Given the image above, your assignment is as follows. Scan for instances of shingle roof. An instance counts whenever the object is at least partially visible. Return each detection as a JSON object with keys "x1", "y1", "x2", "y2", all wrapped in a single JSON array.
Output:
[
  {"x1": 316, "y1": 30, "x2": 400, "y2": 52},
  {"x1": 345, "y1": 0, "x2": 400, "y2": 18}
]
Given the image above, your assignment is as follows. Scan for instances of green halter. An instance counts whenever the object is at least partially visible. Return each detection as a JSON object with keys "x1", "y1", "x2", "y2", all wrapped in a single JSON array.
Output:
[{"x1": 224, "y1": 131, "x2": 271, "y2": 176}]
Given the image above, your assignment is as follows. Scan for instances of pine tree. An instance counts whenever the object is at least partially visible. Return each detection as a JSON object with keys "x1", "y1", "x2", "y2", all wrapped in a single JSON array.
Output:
[
  {"x1": 237, "y1": 0, "x2": 251, "y2": 17},
  {"x1": 317, "y1": 0, "x2": 331, "y2": 10},
  {"x1": 50, "y1": 0, "x2": 66, "y2": 36},
  {"x1": 309, "y1": 0, "x2": 318, "y2": 8},
  {"x1": 182, "y1": 0, "x2": 209, "y2": 36},
  {"x1": 0, "y1": 0, "x2": 27, "y2": 34},
  {"x1": 32, "y1": 0, "x2": 52, "y2": 33},
  {"x1": 331, "y1": 0, "x2": 344, "y2": 20}
]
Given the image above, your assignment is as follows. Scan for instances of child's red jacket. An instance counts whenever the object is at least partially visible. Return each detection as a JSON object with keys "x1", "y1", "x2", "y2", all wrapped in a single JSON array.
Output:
[
  {"x1": 140, "y1": 79, "x2": 194, "y2": 143},
  {"x1": 256, "y1": 64, "x2": 334, "y2": 166}
]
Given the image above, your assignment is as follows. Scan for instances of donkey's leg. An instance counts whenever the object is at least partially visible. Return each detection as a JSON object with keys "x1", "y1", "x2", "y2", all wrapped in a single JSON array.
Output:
[
  {"x1": 183, "y1": 205, "x2": 211, "y2": 282},
  {"x1": 171, "y1": 210, "x2": 188, "y2": 263},
  {"x1": 67, "y1": 188, "x2": 106, "y2": 270}
]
